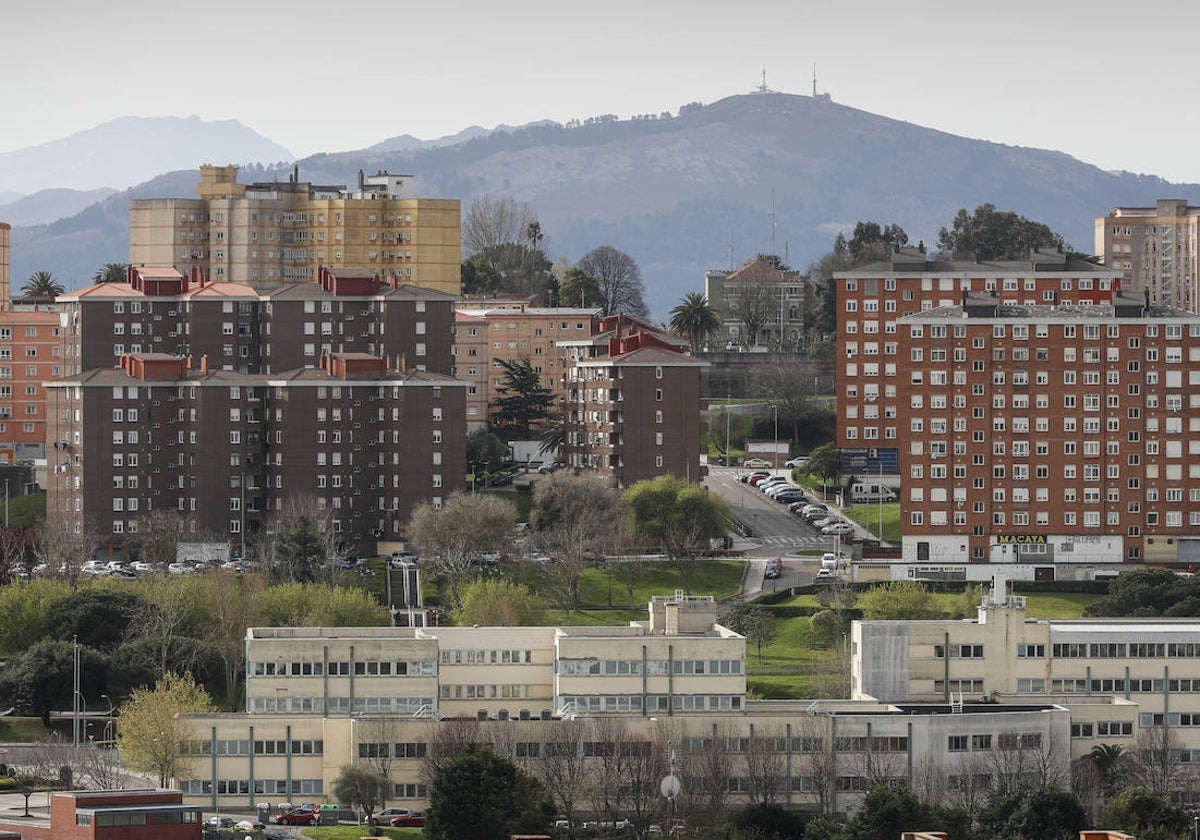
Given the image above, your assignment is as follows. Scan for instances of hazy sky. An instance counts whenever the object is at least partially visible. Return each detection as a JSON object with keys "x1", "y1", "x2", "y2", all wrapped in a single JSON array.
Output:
[{"x1": 5, "y1": 0, "x2": 1200, "y2": 182}]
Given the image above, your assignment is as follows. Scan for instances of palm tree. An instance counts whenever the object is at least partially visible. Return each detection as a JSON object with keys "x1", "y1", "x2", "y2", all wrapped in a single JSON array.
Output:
[
  {"x1": 21, "y1": 271, "x2": 65, "y2": 297},
  {"x1": 93, "y1": 263, "x2": 129, "y2": 284},
  {"x1": 1089, "y1": 743, "x2": 1129, "y2": 797},
  {"x1": 669, "y1": 291, "x2": 720, "y2": 352}
]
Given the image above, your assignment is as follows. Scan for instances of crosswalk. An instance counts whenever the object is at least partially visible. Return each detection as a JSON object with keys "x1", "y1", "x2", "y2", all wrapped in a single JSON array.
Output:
[{"x1": 752, "y1": 535, "x2": 836, "y2": 548}]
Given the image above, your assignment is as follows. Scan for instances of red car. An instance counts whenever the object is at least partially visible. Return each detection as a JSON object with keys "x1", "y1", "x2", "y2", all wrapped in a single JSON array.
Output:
[
  {"x1": 391, "y1": 811, "x2": 427, "y2": 828},
  {"x1": 275, "y1": 809, "x2": 319, "y2": 826}
]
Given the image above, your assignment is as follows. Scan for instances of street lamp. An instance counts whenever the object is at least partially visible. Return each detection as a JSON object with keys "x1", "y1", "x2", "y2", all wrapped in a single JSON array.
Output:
[
  {"x1": 772, "y1": 404, "x2": 779, "y2": 473},
  {"x1": 101, "y1": 694, "x2": 115, "y2": 745}
]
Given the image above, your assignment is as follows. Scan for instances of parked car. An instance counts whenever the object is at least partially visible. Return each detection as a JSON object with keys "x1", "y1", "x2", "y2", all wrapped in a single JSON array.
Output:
[
  {"x1": 369, "y1": 808, "x2": 412, "y2": 827},
  {"x1": 801, "y1": 504, "x2": 828, "y2": 517},
  {"x1": 205, "y1": 816, "x2": 236, "y2": 829},
  {"x1": 822, "y1": 522, "x2": 856, "y2": 536},
  {"x1": 785, "y1": 457, "x2": 809, "y2": 469},
  {"x1": 167, "y1": 562, "x2": 194, "y2": 575},
  {"x1": 742, "y1": 457, "x2": 772, "y2": 469},
  {"x1": 764, "y1": 558, "x2": 782, "y2": 580},
  {"x1": 275, "y1": 809, "x2": 319, "y2": 826},
  {"x1": 742, "y1": 472, "x2": 770, "y2": 485},
  {"x1": 81, "y1": 560, "x2": 110, "y2": 576},
  {"x1": 738, "y1": 471, "x2": 768, "y2": 483},
  {"x1": 130, "y1": 561, "x2": 154, "y2": 574},
  {"x1": 391, "y1": 812, "x2": 427, "y2": 828}
]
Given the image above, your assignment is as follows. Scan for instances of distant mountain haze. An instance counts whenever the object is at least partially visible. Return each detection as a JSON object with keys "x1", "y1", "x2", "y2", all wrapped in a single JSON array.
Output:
[
  {"x1": 7, "y1": 94, "x2": 1200, "y2": 315},
  {"x1": 0, "y1": 115, "x2": 294, "y2": 193}
]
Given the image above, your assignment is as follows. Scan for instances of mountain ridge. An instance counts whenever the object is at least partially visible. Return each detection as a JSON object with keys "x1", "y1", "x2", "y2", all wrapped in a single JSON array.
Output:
[{"x1": 7, "y1": 94, "x2": 1200, "y2": 314}]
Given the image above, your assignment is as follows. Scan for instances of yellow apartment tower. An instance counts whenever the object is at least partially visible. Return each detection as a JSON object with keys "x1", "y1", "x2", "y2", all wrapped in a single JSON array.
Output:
[{"x1": 129, "y1": 165, "x2": 461, "y2": 293}]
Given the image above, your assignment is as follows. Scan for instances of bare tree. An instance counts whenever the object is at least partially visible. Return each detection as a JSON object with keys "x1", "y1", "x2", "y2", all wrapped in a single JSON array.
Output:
[
  {"x1": 584, "y1": 717, "x2": 631, "y2": 824},
  {"x1": 531, "y1": 473, "x2": 622, "y2": 619},
  {"x1": 792, "y1": 717, "x2": 835, "y2": 815},
  {"x1": 77, "y1": 743, "x2": 129, "y2": 789},
  {"x1": 743, "y1": 726, "x2": 785, "y2": 806},
  {"x1": 946, "y1": 751, "x2": 993, "y2": 813},
  {"x1": 1135, "y1": 724, "x2": 1190, "y2": 797},
  {"x1": 680, "y1": 724, "x2": 733, "y2": 818},
  {"x1": 462, "y1": 195, "x2": 538, "y2": 259},
  {"x1": 257, "y1": 494, "x2": 343, "y2": 585},
  {"x1": 620, "y1": 726, "x2": 666, "y2": 832},
  {"x1": 535, "y1": 719, "x2": 589, "y2": 825},
  {"x1": 731, "y1": 280, "x2": 775, "y2": 348},
  {"x1": 981, "y1": 731, "x2": 1063, "y2": 796},
  {"x1": 356, "y1": 715, "x2": 405, "y2": 799},
  {"x1": 126, "y1": 509, "x2": 196, "y2": 567},
  {"x1": 133, "y1": 574, "x2": 204, "y2": 680},
  {"x1": 576, "y1": 246, "x2": 649, "y2": 319},
  {"x1": 35, "y1": 516, "x2": 101, "y2": 585},
  {"x1": 420, "y1": 719, "x2": 482, "y2": 788},
  {"x1": 408, "y1": 492, "x2": 515, "y2": 609}
]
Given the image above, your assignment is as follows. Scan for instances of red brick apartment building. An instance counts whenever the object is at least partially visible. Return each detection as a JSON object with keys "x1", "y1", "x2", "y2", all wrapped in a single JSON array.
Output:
[
  {"x1": 870, "y1": 289, "x2": 1200, "y2": 567},
  {"x1": 836, "y1": 247, "x2": 1121, "y2": 478},
  {"x1": 561, "y1": 320, "x2": 706, "y2": 487},
  {"x1": 453, "y1": 305, "x2": 602, "y2": 431},
  {"x1": 0, "y1": 789, "x2": 200, "y2": 840},
  {"x1": 0, "y1": 311, "x2": 66, "y2": 463},
  {"x1": 58, "y1": 266, "x2": 455, "y2": 377}
]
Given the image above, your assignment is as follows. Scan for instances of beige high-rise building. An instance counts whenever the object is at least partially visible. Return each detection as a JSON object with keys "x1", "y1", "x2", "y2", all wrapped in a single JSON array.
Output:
[
  {"x1": 1096, "y1": 199, "x2": 1200, "y2": 312},
  {"x1": 129, "y1": 165, "x2": 461, "y2": 293}
]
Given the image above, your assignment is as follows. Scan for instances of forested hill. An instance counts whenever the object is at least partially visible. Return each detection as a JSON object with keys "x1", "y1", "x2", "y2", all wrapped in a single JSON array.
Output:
[{"x1": 13, "y1": 93, "x2": 1200, "y2": 316}]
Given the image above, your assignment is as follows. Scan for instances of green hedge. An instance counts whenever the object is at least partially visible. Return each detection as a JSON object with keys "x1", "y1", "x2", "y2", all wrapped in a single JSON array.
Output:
[
  {"x1": 762, "y1": 605, "x2": 864, "y2": 620},
  {"x1": 1013, "y1": 579, "x2": 1111, "y2": 594}
]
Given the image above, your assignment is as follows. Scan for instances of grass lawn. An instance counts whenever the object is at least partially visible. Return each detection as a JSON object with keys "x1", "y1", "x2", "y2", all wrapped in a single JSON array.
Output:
[
  {"x1": 1021, "y1": 591, "x2": 1099, "y2": 619},
  {"x1": 303, "y1": 827, "x2": 421, "y2": 840},
  {"x1": 0, "y1": 717, "x2": 54, "y2": 742},
  {"x1": 841, "y1": 503, "x2": 902, "y2": 543},
  {"x1": 540, "y1": 608, "x2": 644, "y2": 626},
  {"x1": 743, "y1": 615, "x2": 847, "y2": 700},
  {"x1": 575, "y1": 559, "x2": 745, "y2": 608}
]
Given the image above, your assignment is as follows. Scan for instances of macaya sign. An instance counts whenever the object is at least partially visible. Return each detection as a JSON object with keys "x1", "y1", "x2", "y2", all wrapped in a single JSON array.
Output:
[{"x1": 995, "y1": 535, "x2": 1048, "y2": 544}]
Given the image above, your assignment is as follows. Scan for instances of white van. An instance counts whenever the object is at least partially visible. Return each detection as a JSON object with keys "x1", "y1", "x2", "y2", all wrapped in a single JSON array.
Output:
[
  {"x1": 850, "y1": 482, "x2": 897, "y2": 504},
  {"x1": 821, "y1": 553, "x2": 838, "y2": 571}
]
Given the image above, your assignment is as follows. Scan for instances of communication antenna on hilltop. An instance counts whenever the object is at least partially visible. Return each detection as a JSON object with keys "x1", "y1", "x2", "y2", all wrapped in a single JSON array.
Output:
[
  {"x1": 754, "y1": 69, "x2": 774, "y2": 95},
  {"x1": 813, "y1": 63, "x2": 818, "y2": 97}
]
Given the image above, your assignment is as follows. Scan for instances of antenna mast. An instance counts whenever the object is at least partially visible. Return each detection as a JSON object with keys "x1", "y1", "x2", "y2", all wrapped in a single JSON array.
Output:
[{"x1": 812, "y1": 64, "x2": 817, "y2": 97}]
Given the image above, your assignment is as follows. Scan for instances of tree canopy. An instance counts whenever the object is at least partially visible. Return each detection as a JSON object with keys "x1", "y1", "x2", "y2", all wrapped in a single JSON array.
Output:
[
  {"x1": 116, "y1": 672, "x2": 214, "y2": 787},
  {"x1": 407, "y1": 492, "x2": 517, "y2": 608},
  {"x1": 576, "y1": 246, "x2": 649, "y2": 319},
  {"x1": 490, "y1": 357, "x2": 555, "y2": 435},
  {"x1": 332, "y1": 764, "x2": 390, "y2": 821},
  {"x1": 93, "y1": 263, "x2": 129, "y2": 284},
  {"x1": 1083, "y1": 567, "x2": 1200, "y2": 617},
  {"x1": 937, "y1": 203, "x2": 1066, "y2": 261},
  {"x1": 21, "y1": 271, "x2": 65, "y2": 297},
  {"x1": 425, "y1": 744, "x2": 555, "y2": 840},
  {"x1": 856, "y1": 581, "x2": 941, "y2": 621},
  {"x1": 623, "y1": 475, "x2": 729, "y2": 591},
  {"x1": 669, "y1": 291, "x2": 720, "y2": 352}
]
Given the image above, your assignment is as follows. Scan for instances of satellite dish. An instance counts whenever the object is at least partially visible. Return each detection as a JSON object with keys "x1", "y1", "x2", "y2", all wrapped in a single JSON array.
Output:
[{"x1": 660, "y1": 774, "x2": 681, "y2": 799}]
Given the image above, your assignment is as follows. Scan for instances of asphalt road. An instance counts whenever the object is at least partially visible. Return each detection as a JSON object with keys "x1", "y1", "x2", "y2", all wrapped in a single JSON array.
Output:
[{"x1": 705, "y1": 467, "x2": 858, "y2": 593}]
